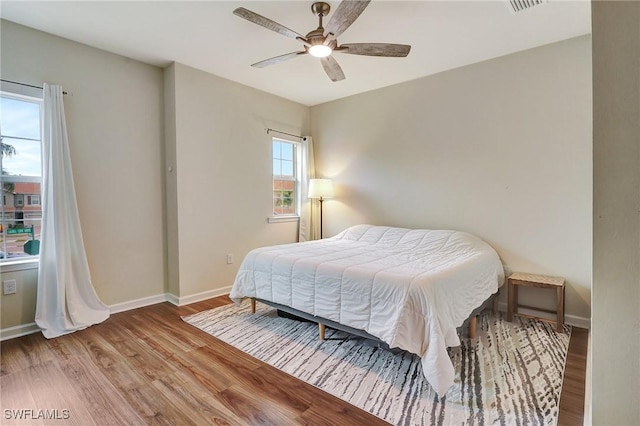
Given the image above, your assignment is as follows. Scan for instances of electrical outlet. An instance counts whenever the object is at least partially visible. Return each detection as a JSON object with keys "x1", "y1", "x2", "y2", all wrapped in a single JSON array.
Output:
[
  {"x1": 3, "y1": 279, "x2": 17, "y2": 295},
  {"x1": 226, "y1": 254, "x2": 234, "y2": 264}
]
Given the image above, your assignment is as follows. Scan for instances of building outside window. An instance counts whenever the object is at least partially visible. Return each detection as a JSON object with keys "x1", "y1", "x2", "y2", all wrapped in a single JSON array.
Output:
[
  {"x1": 0, "y1": 92, "x2": 43, "y2": 261},
  {"x1": 272, "y1": 138, "x2": 300, "y2": 217}
]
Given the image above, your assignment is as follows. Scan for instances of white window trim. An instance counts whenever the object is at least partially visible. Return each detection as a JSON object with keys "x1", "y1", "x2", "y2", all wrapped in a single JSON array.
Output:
[
  {"x1": 268, "y1": 216, "x2": 299, "y2": 223},
  {"x1": 1, "y1": 257, "x2": 39, "y2": 272}
]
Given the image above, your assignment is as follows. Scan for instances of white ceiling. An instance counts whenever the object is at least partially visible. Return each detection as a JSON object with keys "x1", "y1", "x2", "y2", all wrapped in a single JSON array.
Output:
[{"x1": 1, "y1": 1, "x2": 591, "y2": 106}]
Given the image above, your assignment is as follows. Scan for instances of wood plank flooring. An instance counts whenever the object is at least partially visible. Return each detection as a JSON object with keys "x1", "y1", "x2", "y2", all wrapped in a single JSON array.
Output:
[{"x1": 1, "y1": 296, "x2": 587, "y2": 425}]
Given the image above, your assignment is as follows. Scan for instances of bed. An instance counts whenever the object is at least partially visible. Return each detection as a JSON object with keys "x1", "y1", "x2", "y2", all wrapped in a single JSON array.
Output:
[{"x1": 229, "y1": 224, "x2": 504, "y2": 395}]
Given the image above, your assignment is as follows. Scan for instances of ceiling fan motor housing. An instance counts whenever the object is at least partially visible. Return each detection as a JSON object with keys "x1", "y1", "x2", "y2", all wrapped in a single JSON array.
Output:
[{"x1": 305, "y1": 28, "x2": 337, "y2": 50}]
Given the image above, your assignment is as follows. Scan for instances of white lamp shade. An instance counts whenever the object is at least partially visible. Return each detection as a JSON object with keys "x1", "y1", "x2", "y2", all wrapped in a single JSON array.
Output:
[{"x1": 308, "y1": 178, "x2": 334, "y2": 199}]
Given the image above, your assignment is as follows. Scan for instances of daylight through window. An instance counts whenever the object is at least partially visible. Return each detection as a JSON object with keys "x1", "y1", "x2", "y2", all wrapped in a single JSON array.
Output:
[
  {"x1": 0, "y1": 92, "x2": 43, "y2": 261},
  {"x1": 272, "y1": 138, "x2": 299, "y2": 216}
]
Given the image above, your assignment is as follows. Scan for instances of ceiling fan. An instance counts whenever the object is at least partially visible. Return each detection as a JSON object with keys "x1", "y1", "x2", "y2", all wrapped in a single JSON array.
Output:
[{"x1": 233, "y1": 1, "x2": 411, "y2": 82}]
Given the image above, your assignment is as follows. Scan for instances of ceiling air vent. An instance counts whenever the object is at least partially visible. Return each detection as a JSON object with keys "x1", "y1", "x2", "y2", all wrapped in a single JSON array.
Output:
[{"x1": 507, "y1": 0, "x2": 546, "y2": 13}]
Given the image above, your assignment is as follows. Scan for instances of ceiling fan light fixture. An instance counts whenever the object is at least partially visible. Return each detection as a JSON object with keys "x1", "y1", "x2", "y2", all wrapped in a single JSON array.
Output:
[
  {"x1": 233, "y1": 1, "x2": 411, "y2": 82},
  {"x1": 309, "y1": 44, "x2": 332, "y2": 58}
]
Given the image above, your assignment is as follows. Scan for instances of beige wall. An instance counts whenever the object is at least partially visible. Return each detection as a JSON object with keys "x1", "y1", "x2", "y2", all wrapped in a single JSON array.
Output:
[
  {"x1": 0, "y1": 20, "x2": 311, "y2": 330},
  {"x1": 591, "y1": 1, "x2": 640, "y2": 423},
  {"x1": 0, "y1": 21, "x2": 166, "y2": 327},
  {"x1": 166, "y1": 62, "x2": 310, "y2": 298},
  {"x1": 1, "y1": 21, "x2": 595, "y2": 337},
  {"x1": 311, "y1": 36, "x2": 593, "y2": 322},
  {"x1": 0, "y1": 268, "x2": 38, "y2": 329}
]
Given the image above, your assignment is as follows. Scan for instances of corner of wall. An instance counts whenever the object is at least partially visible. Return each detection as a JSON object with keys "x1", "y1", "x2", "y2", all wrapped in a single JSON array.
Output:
[{"x1": 163, "y1": 62, "x2": 181, "y2": 297}]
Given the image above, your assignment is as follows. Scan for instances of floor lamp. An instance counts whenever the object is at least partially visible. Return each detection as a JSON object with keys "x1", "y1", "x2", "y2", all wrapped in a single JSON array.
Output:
[{"x1": 308, "y1": 178, "x2": 334, "y2": 239}]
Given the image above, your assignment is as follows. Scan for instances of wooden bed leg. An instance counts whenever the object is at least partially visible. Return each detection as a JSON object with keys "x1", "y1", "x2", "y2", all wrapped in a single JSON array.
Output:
[
  {"x1": 469, "y1": 316, "x2": 477, "y2": 339},
  {"x1": 250, "y1": 298, "x2": 256, "y2": 314},
  {"x1": 318, "y1": 323, "x2": 326, "y2": 341},
  {"x1": 493, "y1": 295, "x2": 499, "y2": 314}
]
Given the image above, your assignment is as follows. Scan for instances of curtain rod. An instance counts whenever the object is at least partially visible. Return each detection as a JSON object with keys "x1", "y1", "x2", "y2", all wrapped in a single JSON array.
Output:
[
  {"x1": 266, "y1": 128, "x2": 303, "y2": 140},
  {"x1": 1, "y1": 79, "x2": 68, "y2": 95}
]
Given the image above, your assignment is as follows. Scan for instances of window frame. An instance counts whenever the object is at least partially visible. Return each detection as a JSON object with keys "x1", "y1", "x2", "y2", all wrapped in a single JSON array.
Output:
[
  {"x1": 270, "y1": 137, "x2": 301, "y2": 222},
  {"x1": 27, "y1": 194, "x2": 40, "y2": 206},
  {"x1": 0, "y1": 90, "x2": 44, "y2": 265}
]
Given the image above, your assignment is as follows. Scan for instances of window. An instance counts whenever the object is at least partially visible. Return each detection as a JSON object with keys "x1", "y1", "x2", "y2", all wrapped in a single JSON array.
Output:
[
  {"x1": 0, "y1": 92, "x2": 43, "y2": 261},
  {"x1": 272, "y1": 138, "x2": 300, "y2": 217}
]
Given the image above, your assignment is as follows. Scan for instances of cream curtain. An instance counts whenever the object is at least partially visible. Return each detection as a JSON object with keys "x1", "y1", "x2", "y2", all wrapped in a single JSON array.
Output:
[
  {"x1": 298, "y1": 136, "x2": 320, "y2": 241},
  {"x1": 35, "y1": 83, "x2": 109, "y2": 339}
]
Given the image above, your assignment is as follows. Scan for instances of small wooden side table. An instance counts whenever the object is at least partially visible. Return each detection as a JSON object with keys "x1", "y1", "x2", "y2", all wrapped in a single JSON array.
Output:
[{"x1": 507, "y1": 272, "x2": 566, "y2": 332}]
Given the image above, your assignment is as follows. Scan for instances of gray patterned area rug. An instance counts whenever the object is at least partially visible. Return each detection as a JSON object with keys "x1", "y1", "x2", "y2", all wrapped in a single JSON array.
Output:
[{"x1": 183, "y1": 301, "x2": 571, "y2": 426}]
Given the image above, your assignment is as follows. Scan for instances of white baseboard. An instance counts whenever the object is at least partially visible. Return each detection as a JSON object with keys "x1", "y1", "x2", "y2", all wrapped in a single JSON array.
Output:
[
  {"x1": 1, "y1": 290, "x2": 589, "y2": 341},
  {"x1": 109, "y1": 293, "x2": 169, "y2": 314},
  {"x1": 166, "y1": 292, "x2": 180, "y2": 306},
  {"x1": 496, "y1": 302, "x2": 591, "y2": 329},
  {"x1": 565, "y1": 314, "x2": 591, "y2": 330},
  {"x1": 169, "y1": 286, "x2": 233, "y2": 306},
  {"x1": 0, "y1": 322, "x2": 39, "y2": 341},
  {"x1": 0, "y1": 287, "x2": 233, "y2": 341},
  {"x1": 109, "y1": 286, "x2": 233, "y2": 311}
]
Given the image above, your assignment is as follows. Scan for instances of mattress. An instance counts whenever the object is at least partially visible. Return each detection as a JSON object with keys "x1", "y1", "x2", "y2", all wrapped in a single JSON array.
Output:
[{"x1": 230, "y1": 224, "x2": 504, "y2": 395}]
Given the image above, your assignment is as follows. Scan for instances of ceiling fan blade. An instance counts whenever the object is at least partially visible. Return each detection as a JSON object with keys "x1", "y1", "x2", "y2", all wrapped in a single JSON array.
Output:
[
  {"x1": 320, "y1": 56, "x2": 346, "y2": 82},
  {"x1": 323, "y1": 0, "x2": 371, "y2": 38},
  {"x1": 338, "y1": 43, "x2": 411, "y2": 57},
  {"x1": 251, "y1": 51, "x2": 308, "y2": 68},
  {"x1": 233, "y1": 7, "x2": 304, "y2": 40}
]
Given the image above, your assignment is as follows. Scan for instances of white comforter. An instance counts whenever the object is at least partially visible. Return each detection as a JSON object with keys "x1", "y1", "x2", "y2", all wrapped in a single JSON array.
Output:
[{"x1": 230, "y1": 224, "x2": 504, "y2": 395}]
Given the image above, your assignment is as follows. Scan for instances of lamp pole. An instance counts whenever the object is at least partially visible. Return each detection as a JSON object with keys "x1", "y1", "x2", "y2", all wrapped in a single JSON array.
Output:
[
  {"x1": 308, "y1": 178, "x2": 333, "y2": 240},
  {"x1": 319, "y1": 196, "x2": 324, "y2": 239}
]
